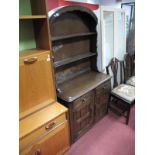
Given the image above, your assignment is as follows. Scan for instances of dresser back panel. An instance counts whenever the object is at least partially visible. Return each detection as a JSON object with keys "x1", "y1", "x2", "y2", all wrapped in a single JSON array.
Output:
[
  {"x1": 53, "y1": 38, "x2": 91, "y2": 62},
  {"x1": 56, "y1": 60, "x2": 91, "y2": 84}
]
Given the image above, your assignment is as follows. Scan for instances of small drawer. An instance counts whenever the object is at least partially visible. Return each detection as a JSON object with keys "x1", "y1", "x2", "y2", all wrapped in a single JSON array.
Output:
[
  {"x1": 73, "y1": 91, "x2": 94, "y2": 110},
  {"x1": 96, "y1": 80, "x2": 111, "y2": 92},
  {"x1": 20, "y1": 114, "x2": 66, "y2": 152},
  {"x1": 20, "y1": 121, "x2": 70, "y2": 155}
]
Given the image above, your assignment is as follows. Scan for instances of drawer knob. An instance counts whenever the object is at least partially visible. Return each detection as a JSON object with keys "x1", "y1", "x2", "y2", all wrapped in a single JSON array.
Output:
[
  {"x1": 82, "y1": 99, "x2": 86, "y2": 103},
  {"x1": 24, "y1": 57, "x2": 38, "y2": 64},
  {"x1": 32, "y1": 149, "x2": 41, "y2": 155},
  {"x1": 45, "y1": 122, "x2": 56, "y2": 130}
]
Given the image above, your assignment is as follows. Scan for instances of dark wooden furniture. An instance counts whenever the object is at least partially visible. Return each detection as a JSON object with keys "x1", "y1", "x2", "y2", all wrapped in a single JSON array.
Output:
[
  {"x1": 58, "y1": 72, "x2": 111, "y2": 143},
  {"x1": 106, "y1": 58, "x2": 135, "y2": 124},
  {"x1": 49, "y1": 6, "x2": 111, "y2": 143}
]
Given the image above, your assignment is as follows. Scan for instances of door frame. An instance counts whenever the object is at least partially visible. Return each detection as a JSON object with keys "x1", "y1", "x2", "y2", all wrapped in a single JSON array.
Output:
[{"x1": 100, "y1": 6, "x2": 126, "y2": 70}]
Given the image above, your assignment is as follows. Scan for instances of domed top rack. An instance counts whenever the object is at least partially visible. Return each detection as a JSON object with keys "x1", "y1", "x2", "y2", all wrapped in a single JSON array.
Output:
[{"x1": 49, "y1": 5, "x2": 105, "y2": 102}]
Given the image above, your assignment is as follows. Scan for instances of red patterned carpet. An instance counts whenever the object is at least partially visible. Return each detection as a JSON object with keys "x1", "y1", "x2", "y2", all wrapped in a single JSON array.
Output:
[{"x1": 65, "y1": 106, "x2": 135, "y2": 155}]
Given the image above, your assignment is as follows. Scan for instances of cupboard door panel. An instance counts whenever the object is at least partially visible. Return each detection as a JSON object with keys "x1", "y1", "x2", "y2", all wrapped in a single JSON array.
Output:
[
  {"x1": 20, "y1": 122, "x2": 70, "y2": 155},
  {"x1": 95, "y1": 80, "x2": 111, "y2": 122},
  {"x1": 71, "y1": 91, "x2": 95, "y2": 142}
]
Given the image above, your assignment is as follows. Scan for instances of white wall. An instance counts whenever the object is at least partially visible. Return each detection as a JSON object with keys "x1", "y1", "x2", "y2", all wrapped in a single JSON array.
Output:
[
  {"x1": 94, "y1": 9, "x2": 103, "y2": 72},
  {"x1": 66, "y1": 0, "x2": 135, "y2": 6},
  {"x1": 100, "y1": 0, "x2": 135, "y2": 8}
]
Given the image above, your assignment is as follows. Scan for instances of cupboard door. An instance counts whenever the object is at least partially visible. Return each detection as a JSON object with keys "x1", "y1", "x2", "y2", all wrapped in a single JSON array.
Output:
[
  {"x1": 20, "y1": 121, "x2": 70, "y2": 155},
  {"x1": 19, "y1": 51, "x2": 56, "y2": 117},
  {"x1": 95, "y1": 80, "x2": 111, "y2": 122},
  {"x1": 71, "y1": 91, "x2": 95, "y2": 143}
]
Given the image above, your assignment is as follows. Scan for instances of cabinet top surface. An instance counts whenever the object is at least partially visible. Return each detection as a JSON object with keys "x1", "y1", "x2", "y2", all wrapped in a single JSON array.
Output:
[
  {"x1": 19, "y1": 49, "x2": 50, "y2": 58},
  {"x1": 57, "y1": 71, "x2": 111, "y2": 102},
  {"x1": 19, "y1": 15, "x2": 47, "y2": 20},
  {"x1": 19, "y1": 102, "x2": 68, "y2": 139}
]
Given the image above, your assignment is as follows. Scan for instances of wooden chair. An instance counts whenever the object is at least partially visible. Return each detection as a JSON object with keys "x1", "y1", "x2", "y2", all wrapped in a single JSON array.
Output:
[
  {"x1": 106, "y1": 57, "x2": 135, "y2": 124},
  {"x1": 123, "y1": 53, "x2": 135, "y2": 87}
]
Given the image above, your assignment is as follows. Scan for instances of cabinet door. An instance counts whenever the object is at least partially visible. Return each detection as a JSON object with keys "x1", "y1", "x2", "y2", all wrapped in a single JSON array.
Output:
[
  {"x1": 95, "y1": 80, "x2": 111, "y2": 122},
  {"x1": 71, "y1": 91, "x2": 95, "y2": 143},
  {"x1": 19, "y1": 51, "x2": 56, "y2": 117},
  {"x1": 20, "y1": 122, "x2": 70, "y2": 155}
]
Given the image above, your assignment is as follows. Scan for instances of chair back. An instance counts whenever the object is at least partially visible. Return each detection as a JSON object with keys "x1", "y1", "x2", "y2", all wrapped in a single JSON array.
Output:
[
  {"x1": 123, "y1": 53, "x2": 135, "y2": 82},
  {"x1": 106, "y1": 57, "x2": 123, "y2": 88},
  {"x1": 131, "y1": 53, "x2": 135, "y2": 76}
]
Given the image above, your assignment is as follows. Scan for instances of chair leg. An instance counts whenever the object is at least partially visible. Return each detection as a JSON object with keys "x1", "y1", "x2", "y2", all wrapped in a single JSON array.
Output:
[{"x1": 126, "y1": 105, "x2": 131, "y2": 125}]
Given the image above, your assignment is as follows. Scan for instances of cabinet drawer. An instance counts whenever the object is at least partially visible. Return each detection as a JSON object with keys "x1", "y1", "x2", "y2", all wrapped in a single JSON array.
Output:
[
  {"x1": 96, "y1": 80, "x2": 111, "y2": 93},
  {"x1": 20, "y1": 114, "x2": 66, "y2": 152},
  {"x1": 73, "y1": 91, "x2": 94, "y2": 110},
  {"x1": 20, "y1": 121, "x2": 70, "y2": 155}
]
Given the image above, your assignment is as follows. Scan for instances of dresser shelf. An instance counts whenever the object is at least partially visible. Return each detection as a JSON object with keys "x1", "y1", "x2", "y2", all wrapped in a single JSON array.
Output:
[
  {"x1": 54, "y1": 52, "x2": 96, "y2": 68},
  {"x1": 52, "y1": 32, "x2": 97, "y2": 42}
]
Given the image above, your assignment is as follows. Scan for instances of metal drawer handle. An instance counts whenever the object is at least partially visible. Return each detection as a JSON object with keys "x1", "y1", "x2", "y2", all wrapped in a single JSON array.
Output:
[
  {"x1": 45, "y1": 122, "x2": 56, "y2": 130},
  {"x1": 24, "y1": 57, "x2": 38, "y2": 64},
  {"x1": 32, "y1": 149, "x2": 41, "y2": 155}
]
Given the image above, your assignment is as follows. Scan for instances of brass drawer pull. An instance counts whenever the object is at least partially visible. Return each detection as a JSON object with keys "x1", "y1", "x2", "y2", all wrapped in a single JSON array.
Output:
[
  {"x1": 45, "y1": 122, "x2": 56, "y2": 130},
  {"x1": 24, "y1": 57, "x2": 38, "y2": 64}
]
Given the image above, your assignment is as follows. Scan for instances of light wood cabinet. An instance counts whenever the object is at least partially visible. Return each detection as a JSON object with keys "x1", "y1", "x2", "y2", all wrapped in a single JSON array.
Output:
[
  {"x1": 19, "y1": 0, "x2": 55, "y2": 119},
  {"x1": 19, "y1": 0, "x2": 51, "y2": 51},
  {"x1": 19, "y1": 50, "x2": 56, "y2": 119},
  {"x1": 21, "y1": 122, "x2": 69, "y2": 155},
  {"x1": 19, "y1": 1, "x2": 70, "y2": 154},
  {"x1": 20, "y1": 103, "x2": 70, "y2": 155}
]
